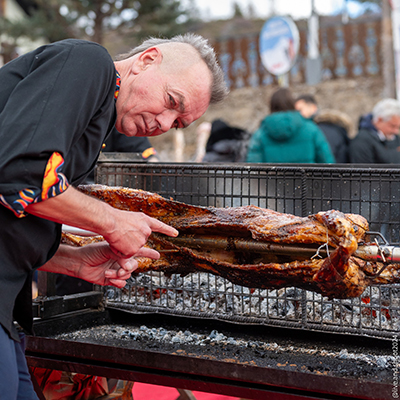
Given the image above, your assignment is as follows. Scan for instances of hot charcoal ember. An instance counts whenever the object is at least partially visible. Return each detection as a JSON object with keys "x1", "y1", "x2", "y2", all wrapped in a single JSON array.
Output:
[{"x1": 70, "y1": 185, "x2": 400, "y2": 299}]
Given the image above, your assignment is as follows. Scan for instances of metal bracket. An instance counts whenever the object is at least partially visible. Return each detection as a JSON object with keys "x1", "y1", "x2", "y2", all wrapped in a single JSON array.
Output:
[{"x1": 32, "y1": 291, "x2": 103, "y2": 319}]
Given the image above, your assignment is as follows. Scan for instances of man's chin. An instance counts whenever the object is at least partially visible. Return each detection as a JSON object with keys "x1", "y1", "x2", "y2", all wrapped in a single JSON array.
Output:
[{"x1": 117, "y1": 125, "x2": 140, "y2": 137}]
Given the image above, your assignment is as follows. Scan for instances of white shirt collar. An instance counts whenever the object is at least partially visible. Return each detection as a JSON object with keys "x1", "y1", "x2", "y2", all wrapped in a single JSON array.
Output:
[{"x1": 377, "y1": 130, "x2": 396, "y2": 142}]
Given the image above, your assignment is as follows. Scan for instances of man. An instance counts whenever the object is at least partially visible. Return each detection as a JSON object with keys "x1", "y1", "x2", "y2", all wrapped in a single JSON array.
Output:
[
  {"x1": 0, "y1": 34, "x2": 228, "y2": 399},
  {"x1": 294, "y1": 94, "x2": 318, "y2": 120},
  {"x1": 349, "y1": 98, "x2": 400, "y2": 163},
  {"x1": 295, "y1": 94, "x2": 351, "y2": 163}
]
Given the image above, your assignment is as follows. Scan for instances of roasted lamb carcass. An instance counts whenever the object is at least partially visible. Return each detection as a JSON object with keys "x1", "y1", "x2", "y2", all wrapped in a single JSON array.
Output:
[{"x1": 67, "y1": 185, "x2": 400, "y2": 299}]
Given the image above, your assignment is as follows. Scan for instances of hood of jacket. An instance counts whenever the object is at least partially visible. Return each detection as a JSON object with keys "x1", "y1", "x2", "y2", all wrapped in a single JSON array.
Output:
[
  {"x1": 260, "y1": 111, "x2": 304, "y2": 141},
  {"x1": 358, "y1": 113, "x2": 377, "y2": 132}
]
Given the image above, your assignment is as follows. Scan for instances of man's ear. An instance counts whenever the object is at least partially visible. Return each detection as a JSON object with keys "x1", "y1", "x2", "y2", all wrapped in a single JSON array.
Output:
[{"x1": 131, "y1": 47, "x2": 162, "y2": 74}]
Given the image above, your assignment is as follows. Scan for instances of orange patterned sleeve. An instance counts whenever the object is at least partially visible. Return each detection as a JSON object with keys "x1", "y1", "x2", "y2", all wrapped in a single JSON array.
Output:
[{"x1": 0, "y1": 152, "x2": 69, "y2": 218}]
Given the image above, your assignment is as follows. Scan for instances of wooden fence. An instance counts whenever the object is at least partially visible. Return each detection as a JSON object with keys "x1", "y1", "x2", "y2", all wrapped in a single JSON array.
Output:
[{"x1": 213, "y1": 16, "x2": 382, "y2": 89}]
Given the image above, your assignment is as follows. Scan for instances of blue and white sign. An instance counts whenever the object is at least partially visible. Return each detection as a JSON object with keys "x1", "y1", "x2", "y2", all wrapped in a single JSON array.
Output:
[{"x1": 259, "y1": 16, "x2": 300, "y2": 76}]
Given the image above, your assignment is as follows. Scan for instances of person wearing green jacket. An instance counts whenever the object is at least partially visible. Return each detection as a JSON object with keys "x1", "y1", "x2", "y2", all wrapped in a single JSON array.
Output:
[{"x1": 246, "y1": 88, "x2": 335, "y2": 163}]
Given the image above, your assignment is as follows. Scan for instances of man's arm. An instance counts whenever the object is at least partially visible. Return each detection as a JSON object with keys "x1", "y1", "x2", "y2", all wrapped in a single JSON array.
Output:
[{"x1": 26, "y1": 186, "x2": 178, "y2": 258}]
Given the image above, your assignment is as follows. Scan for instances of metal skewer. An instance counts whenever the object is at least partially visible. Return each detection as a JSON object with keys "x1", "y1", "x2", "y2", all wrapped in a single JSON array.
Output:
[{"x1": 165, "y1": 232, "x2": 400, "y2": 265}]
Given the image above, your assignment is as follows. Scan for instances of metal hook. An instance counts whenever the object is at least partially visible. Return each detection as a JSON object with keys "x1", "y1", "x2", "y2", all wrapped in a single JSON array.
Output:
[{"x1": 364, "y1": 236, "x2": 389, "y2": 277}]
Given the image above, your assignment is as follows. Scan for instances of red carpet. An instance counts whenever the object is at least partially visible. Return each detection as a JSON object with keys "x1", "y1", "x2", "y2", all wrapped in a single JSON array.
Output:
[{"x1": 132, "y1": 382, "x2": 240, "y2": 400}]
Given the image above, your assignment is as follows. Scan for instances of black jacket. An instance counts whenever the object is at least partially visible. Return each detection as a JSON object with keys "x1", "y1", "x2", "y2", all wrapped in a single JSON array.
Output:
[
  {"x1": 349, "y1": 114, "x2": 400, "y2": 164},
  {"x1": 203, "y1": 119, "x2": 249, "y2": 162},
  {"x1": 314, "y1": 109, "x2": 352, "y2": 163},
  {"x1": 0, "y1": 40, "x2": 117, "y2": 339}
]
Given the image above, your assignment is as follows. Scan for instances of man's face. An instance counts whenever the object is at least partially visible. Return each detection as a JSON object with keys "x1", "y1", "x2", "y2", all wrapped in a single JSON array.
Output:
[
  {"x1": 295, "y1": 100, "x2": 318, "y2": 119},
  {"x1": 115, "y1": 51, "x2": 212, "y2": 137},
  {"x1": 374, "y1": 115, "x2": 400, "y2": 138}
]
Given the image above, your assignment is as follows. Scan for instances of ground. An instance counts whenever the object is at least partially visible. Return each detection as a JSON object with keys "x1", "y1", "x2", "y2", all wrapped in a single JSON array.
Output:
[{"x1": 149, "y1": 75, "x2": 384, "y2": 162}]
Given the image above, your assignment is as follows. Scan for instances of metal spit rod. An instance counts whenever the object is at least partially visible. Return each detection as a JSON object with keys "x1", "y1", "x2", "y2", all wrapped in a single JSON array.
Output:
[{"x1": 167, "y1": 234, "x2": 400, "y2": 264}]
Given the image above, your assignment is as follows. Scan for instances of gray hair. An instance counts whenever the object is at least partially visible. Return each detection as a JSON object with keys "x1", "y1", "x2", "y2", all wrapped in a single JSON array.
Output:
[
  {"x1": 116, "y1": 34, "x2": 229, "y2": 104},
  {"x1": 372, "y1": 98, "x2": 400, "y2": 122}
]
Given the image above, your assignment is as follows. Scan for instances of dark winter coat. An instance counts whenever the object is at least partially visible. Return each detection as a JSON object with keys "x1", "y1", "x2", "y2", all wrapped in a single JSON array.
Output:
[
  {"x1": 314, "y1": 109, "x2": 352, "y2": 163},
  {"x1": 203, "y1": 119, "x2": 250, "y2": 162},
  {"x1": 349, "y1": 114, "x2": 400, "y2": 164}
]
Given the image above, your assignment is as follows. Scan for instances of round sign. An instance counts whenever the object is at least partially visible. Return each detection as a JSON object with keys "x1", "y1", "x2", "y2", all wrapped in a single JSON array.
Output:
[{"x1": 259, "y1": 16, "x2": 300, "y2": 76}]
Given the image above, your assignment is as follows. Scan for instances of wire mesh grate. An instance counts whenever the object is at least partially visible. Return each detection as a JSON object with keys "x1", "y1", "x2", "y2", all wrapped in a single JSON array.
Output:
[{"x1": 96, "y1": 162, "x2": 400, "y2": 338}]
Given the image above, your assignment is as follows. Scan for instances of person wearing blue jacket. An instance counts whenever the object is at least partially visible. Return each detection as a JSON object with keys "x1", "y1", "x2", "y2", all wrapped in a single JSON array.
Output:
[{"x1": 246, "y1": 88, "x2": 335, "y2": 164}]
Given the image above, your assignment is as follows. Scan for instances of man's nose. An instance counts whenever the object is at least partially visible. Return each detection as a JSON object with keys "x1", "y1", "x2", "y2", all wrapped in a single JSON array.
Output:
[{"x1": 156, "y1": 110, "x2": 178, "y2": 133}]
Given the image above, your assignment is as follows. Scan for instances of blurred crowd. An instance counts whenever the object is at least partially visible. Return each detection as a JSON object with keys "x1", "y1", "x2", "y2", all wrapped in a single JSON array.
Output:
[
  {"x1": 96, "y1": 86, "x2": 400, "y2": 167},
  {"x1": 193, "y1": 87, "x2": 400, "y2": 165}
]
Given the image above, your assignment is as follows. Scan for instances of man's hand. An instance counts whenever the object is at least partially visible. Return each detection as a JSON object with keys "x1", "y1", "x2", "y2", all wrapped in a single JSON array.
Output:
[
  {"x1": 73, "y1": 242, "x2": 144, "y2": 288},
  {"x1": 40, "y1": 243, "x2": 156, "y2": 288},
  {"x1": 104, "y1": 209, "x2": 178, "y2": 259}
]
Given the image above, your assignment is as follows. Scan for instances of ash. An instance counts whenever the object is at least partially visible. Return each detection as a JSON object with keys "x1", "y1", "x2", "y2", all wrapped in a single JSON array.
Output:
[
  {"x1": 104, "y1": 272, "x2": 400, "y2": 338},
  {"x1": 55, "y1": 323, "x2": 394, "y2": 371}
]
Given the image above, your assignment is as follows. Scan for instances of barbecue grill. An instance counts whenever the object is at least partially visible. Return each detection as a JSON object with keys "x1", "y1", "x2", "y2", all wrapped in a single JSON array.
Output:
[{"x1": 26, "y1": 159, "x2": 400, "y2": 400}]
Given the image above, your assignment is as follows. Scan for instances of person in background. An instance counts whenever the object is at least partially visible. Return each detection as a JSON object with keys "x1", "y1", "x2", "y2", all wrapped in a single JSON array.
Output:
[
  {"x1": 293, "y1": 94, "x2": 318, "y2": 119},
  {"x1": 295, "y1": 94, "x2": 351, "y2": 163},
  {"x1": 195, "y1": 119, "x2": 249, "y2": 162},
  {"x1": 349, "y1": 99, "x2": 400, "y2": 244},
  {"x1": 104, "y1": 128, "x2": 159, "y2": 161},
  {"x1": 349, "y1": 98, "x2": 400, "y2": 163},
  {"x1": 0, "y1": 34, "x2": 228, "y2": 399},
  {"x1": 246, "y1": 88, "x2": 335, "y2": 163}
]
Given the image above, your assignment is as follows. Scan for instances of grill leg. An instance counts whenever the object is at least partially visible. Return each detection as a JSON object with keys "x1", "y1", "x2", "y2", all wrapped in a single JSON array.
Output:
[{"x1": 176, "y1": 389, "x2": 198, "y2": 400}]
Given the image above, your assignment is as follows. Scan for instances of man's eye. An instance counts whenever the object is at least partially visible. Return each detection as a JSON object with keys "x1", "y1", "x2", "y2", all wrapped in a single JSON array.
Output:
[{"x1": 169, "y1": 95, "x2": 176, "y2": 107}]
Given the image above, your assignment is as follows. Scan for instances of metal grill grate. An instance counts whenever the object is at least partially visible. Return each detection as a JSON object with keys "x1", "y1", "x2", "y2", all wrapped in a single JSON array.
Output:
[{"x1": 96, "y1": 161, "x2": 400, "y2": 338}]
